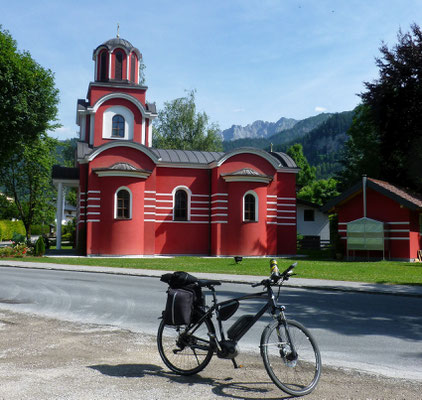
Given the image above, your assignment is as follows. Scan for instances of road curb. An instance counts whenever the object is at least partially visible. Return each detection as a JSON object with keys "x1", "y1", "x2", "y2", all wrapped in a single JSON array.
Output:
[{"x1": 1, "y1": 261, "x2": 421, "y2": 298}]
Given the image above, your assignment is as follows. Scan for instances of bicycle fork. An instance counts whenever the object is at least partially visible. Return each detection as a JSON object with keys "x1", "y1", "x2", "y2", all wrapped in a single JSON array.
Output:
[{"x1": 276, "y1": 308, "x2": 298, "y2": 363}]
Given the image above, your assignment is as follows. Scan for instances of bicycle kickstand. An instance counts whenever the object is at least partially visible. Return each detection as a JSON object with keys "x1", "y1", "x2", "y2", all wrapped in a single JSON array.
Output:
[{"x1": 231, "y1": 358, "x2": 243, "y2": 369}]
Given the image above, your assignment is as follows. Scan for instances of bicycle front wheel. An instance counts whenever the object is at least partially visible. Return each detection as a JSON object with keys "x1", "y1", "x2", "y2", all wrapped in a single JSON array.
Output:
[
  {"x1": 157, "y1": 317, "x2": 214, "y2": 376},
  {"x1": 260, "y1": 319, "x2": 321, "y2": 397}
]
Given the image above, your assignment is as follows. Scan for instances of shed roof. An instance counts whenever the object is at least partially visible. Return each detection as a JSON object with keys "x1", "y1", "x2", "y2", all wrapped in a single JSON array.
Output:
[{"x1": 321, "y1": 177, "x2": 422, "y2": 212}]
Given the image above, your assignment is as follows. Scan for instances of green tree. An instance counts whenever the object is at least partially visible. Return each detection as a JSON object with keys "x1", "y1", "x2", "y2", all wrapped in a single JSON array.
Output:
[
  {"x1": 336, "y1": 104, "x2": 381, "y2": 190},
  {"x1": 0, "y1": 26, "x2": 59, "y2": 167},
  {"x1": 286, "y1": 144, "x2": 316, "y2": 188},
  {"x1": 297, "y1": 178, "x2": 339, "y2": 206},
  {"x1": 152, "y1": 90, "x2": 223, "y2": 151},
  {"x1": 0, "y1": 136, "x2": 58, "y2": 239},
  {"x1": 340, "y1": 24, "x2": 422, "y2": 191},
  {"x1": 0, "y1": 193, "x2": 19, "y2": 220}
]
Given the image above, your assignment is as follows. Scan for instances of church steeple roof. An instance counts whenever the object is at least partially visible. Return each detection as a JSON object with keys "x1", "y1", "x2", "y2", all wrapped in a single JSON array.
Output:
[{"x1": 93, "y1": 37, "x2": 142, "y2": 59}]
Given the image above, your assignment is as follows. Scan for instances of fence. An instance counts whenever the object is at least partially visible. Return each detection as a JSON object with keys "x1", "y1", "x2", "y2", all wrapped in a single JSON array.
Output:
[{"x1": 297, "y1": 236, "x2": 331, "y2": 250}]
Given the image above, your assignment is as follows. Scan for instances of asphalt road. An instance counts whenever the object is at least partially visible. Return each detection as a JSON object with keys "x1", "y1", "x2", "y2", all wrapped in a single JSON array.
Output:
[{"x1": 0, "y1": 266, "x2": 421, "y2": 380}]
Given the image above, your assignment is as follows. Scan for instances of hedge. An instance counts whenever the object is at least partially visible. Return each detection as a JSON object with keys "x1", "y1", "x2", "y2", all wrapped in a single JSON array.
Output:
[
  {"x1": 30, "y1": 224, "x2": 50, "y2": 235},
  {"x1": 0, "y1": 220, "x2": 26, "y2": 241}
]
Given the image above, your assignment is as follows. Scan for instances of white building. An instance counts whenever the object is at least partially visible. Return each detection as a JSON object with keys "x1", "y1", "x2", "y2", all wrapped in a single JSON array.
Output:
[{"x1": 297, "y1": 199, "x2": 330, "y2": 246}]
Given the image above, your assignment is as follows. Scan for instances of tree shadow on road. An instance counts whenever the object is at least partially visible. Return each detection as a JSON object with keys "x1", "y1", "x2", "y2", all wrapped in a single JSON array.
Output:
[{"x1": 88, "y1": 363, "x2": 294, "y2": 399}]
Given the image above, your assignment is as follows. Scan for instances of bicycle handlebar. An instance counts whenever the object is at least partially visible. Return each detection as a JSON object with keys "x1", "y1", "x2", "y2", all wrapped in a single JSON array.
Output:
[
  {"x1": 250, "y1": 262, "x2": 297, "y2": 288},
  {"x1": 251, "y1": 279, "x2": 268, "y2": 288}
]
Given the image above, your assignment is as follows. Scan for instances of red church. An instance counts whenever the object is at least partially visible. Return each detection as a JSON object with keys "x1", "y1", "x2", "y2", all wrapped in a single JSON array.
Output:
[{"x1": 53, "y1": 36, "x2": 299, "y2": 257}]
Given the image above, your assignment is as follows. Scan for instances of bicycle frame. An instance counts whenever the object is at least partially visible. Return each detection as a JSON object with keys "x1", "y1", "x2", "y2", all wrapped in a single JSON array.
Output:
[{"x1": 187, "y1": 280, "x2": 293, "y2": 355}]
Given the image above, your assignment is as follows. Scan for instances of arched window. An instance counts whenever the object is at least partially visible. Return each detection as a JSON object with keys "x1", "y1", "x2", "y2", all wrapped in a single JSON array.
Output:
[
  {"x1": 244, "y1": 192, "x2": 258, "y2": 222},
  {"x1": 100, "y1": 51, "x2": 108, "y2": 81},
  {"x1": 174, "y1": 189, "x2": 188, "y2": 221},
  {"x1": 112, "y1": 115, "x2": 125, "y2": 137},
  {"x1": 115, "y1": 50, "x2": 123, "y2": 80},
  {"x1": 116, "y1": 188, "x2": 131, "y2": 219},
  {"x1": 130, "y1": 53, "x2": 136, "y2": 82}
]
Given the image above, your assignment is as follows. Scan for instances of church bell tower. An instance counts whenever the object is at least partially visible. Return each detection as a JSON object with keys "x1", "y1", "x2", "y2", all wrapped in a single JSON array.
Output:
[{"x1": 76, "y1": 34, "x2": 157, "y2": 149}]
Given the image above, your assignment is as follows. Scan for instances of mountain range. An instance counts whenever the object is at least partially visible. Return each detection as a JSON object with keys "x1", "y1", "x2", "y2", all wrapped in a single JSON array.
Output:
[
  {"x1": 220, "y1": 117, "x2": 297, "y2": 141},
  {"x1": 220, "y1": 111, "x2": 354, "y2": 179}
]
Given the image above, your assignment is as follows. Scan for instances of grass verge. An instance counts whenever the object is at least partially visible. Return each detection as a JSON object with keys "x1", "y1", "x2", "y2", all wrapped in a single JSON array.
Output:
[{"x1": 4, "y1": 255, "x2": 422, "y2": 286}]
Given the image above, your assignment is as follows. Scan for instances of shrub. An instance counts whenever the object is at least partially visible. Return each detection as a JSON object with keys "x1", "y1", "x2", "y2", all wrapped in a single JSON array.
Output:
[
  {"x1": 34, "y1": 236, "x2": 46, "y2": 256},
  {"x1": 0, "y1": 220, "x2": 25, "y2": 241},
  {"x1": 62, "y1": 232, "x2": 72, "y2": 242},
  {"x1": 0, "y1": 243, "x2": 28, "y2": 258},
  {"x1": 30, "y1": 224, "x2": 50, "y2": 236},
  {"x1": 42, "y1": 234, "x2": 50, "y2": 249},
  {"x1": 12, "y1": 232, "x2": 26, "y2": 244},
  {"x1": 0, "y1": 246, "x2": 14, "y2": 257}
]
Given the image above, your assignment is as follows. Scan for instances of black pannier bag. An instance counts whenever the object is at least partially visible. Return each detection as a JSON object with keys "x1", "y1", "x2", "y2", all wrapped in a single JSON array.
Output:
[
  {"x1": 161, "y1": 271, "x2": 205, "y2": 325},
  {"x1": 163, "y1": 287, "x2": 195, "y2": 326},
  {"x1": 161, "y1": 271, "x2": 198, "y2": 288}
]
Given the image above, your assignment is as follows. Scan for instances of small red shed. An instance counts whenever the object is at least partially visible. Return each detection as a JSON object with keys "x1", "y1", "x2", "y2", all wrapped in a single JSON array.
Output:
[{"x1": 322, "y1": 177, "x2": 422, "y2": 261}]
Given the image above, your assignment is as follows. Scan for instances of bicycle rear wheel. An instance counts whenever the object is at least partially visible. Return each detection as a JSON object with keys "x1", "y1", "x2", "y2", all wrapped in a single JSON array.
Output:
[
  {"x1": 260, "y1": 319, "x2": 321, "y2": 397},
  {"x1": 157, "y1": 317, "x2": 214, "y2": 375}
]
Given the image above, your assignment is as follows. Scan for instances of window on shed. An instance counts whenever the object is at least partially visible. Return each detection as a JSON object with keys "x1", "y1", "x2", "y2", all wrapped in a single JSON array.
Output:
[
  {"x1": 115, "y1": 50, "x2": 123, "y2": 80},
  {"x1": 112, "y1": 115, "x2": 125, "y2": 137},
  {"x1": 130, "y1": 53, "x2": 136, "y2": 82},
  {"x1": 174, "y1": 190, "x2": 188, "y2": 221},
  {"x1": 116, "y1": 189, "x2": 130, "y2": 219},
  {"x1": 304, "y1": 209, "x2": 315, "y2": 222},
  {"x1": 244, "y1": 193, "x2": 257, "y2": 222}
]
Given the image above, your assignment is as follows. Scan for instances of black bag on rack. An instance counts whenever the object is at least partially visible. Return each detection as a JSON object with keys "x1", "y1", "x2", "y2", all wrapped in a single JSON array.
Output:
[
  {"x1": 163, "y1": 287, "x2": 195, "y2": 325},
  {"x1": 161, "y1": 271, "x2": 205, "y2": 325}
]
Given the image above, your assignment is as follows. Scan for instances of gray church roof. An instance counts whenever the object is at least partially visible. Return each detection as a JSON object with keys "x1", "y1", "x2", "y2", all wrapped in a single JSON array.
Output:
[
  {"x1": 151, "y1": 149, "x2": 225, "y2": 164},
  {"x1": 269, "y1": 152, "x2": 297, "y2": 168}
]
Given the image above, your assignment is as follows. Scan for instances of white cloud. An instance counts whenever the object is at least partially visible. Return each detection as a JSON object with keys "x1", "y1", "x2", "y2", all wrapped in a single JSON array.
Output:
[{"x1": 315, "y1": 106, "x2": 327, "y2": 113}]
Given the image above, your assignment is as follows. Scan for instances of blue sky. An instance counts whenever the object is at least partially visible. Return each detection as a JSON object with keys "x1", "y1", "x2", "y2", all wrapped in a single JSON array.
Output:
[{"x1": 2, "y1": 0, "x2": 422, "y2": 140}]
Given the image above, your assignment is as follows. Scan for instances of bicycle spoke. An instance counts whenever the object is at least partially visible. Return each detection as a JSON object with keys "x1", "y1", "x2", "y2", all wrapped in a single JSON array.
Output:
[
  {"x1": 261, "y1": 320, "x2": 321, "y2": 396},
  {"x1": 157, "y1": 318, "x2": 214, "y2": 376}
]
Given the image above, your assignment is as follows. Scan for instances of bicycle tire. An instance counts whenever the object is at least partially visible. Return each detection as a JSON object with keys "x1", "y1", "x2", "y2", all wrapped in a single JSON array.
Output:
[
  {"x1": 260, "y1": 319, "x2": 321, "y2": 397},
  {"x1": 157, "y1": 316, "x2": 215, "y2": 375}
]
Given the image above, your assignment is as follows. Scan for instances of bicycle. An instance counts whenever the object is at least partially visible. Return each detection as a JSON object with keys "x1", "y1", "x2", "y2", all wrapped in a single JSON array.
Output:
[{"x1": 157, "y1": 262, "x2": 321, "y2": 397}]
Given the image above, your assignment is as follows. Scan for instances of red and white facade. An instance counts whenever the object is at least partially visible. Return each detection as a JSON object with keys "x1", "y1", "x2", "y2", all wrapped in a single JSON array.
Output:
[{"x1": 70, "y1": 37, "x2": 299, "y2": 257}]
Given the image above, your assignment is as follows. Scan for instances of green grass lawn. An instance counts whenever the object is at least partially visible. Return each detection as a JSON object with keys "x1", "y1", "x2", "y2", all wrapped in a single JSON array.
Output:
[{"x1": 7, "y1": 254, "x2": 422, "y2": 286}]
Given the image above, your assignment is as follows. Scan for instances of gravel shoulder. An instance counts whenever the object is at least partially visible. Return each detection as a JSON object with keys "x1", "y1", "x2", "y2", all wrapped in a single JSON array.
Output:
[{"x1": 0, "y1": 309, "x2": 420, "y2": 400}]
